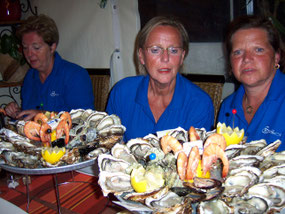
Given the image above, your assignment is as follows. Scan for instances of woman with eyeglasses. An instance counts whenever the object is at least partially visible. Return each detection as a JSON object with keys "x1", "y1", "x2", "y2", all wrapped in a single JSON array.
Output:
[
  {"x1": 4, "y1": 14, "x2": 94, "y2": 121},
  {"x1": 106, "y1": 16, "x2": 214, "y2": 142},
  {"x1": 217, "y1": 15, "x2": 285, "y2": 152}
]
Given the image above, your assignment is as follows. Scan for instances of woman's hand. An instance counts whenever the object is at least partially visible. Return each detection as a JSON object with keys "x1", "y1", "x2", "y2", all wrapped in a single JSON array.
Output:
[
  {"x1": 4, "y1": 102, "x2": 21, "y2": 119},
  {"x1": 16, "y1": 109, "x2": 42, "y2": 121}
]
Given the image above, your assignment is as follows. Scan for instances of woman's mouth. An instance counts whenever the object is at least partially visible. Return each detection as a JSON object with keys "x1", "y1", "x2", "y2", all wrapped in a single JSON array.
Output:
[{"x1": 158, "y1": 68, "x2": 171, "y2": 73}]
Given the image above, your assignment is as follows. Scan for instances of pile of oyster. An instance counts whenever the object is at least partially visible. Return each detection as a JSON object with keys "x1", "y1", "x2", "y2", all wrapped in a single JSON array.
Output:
[
  {"x1": 97, "y1": 127, "x2": 285, "y2": 213},
  {"x1": 0, "y1": 109, "x2": 126, "y2": 168}
]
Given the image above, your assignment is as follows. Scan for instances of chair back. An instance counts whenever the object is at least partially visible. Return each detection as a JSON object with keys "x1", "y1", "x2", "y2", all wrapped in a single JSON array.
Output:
[
  {"x1": 87, "y1": 69, "x2": 110, "y2": 112},
  {"x1": 182, "y1": 74, "x2": 225, "y2": 123}
]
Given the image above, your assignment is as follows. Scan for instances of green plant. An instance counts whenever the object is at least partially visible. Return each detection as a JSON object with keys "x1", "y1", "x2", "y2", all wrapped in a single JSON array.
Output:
[
  {"x1": 0, "y1": 33, "x2": 25, "y2": 65},
  {"x1": 251, "y1": 0, "x2": 285, "y2": 38}
]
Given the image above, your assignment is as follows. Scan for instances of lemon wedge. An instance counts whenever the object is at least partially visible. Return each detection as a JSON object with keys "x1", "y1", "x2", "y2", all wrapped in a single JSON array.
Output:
[
  {"x1": 51, "y1": 130, "x2": 57, "y2": 142},
  {"x1": 42, "y1": 146, "x2": 66, "y2": 164},
  {"x1": 131, "y1": 165, "x2": 165, "y2": 193},
  {"x1": 197, "y1": 160, "x2": 211, "y2": 179},
  {"x1": 217, "y1": 122, "x2": 244, "y2": 146},
  {"x1": 131, "y1": 166, "x2": 147, "y2": 193}
]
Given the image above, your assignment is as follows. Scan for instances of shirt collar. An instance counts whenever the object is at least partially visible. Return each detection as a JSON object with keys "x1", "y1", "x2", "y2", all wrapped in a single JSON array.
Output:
[{"x1": 266, "y1": 69, "x2": 285, "y2": 101}]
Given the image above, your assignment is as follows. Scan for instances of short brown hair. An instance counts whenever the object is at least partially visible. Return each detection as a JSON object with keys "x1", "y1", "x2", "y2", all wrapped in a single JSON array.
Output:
[
  {"x1": 225, "y1": 15, "x2": 285, "y2": 71},
  {"x1": 134, "y1": 16, "x2": 189, "y2": 75},
  {"x1": 17, "y1": 14, "x2": 59, "y2": 46}
]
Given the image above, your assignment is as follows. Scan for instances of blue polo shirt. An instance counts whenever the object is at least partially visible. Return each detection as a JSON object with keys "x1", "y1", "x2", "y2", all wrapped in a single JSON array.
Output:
[
  {"x1": 106, "y1": 73, "x2": 214, "y2": 142},
  {"x1": 217, "y1": 69, "x2": 285, "y2": 152},
  {"x1": 21, "y1": 52, "x2": 94, "y2": 112}
]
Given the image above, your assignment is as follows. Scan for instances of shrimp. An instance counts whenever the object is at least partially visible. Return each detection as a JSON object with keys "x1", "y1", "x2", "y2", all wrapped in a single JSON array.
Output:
[
  {"x1": 50, "y1": 111, "x2": 56, "y2": 119},
  {"x1": 189, "y1": 126, "x2": 200, "y2": 141},
  {"x1": 177, "y1": 151, "x2": 188, "y2": 180},
  {"x1": 0, "y1": 108, "x2": 6, "y2": 115},
  {"x1": 160, "y1": 135, "x2": 183, "y2": 155},
  {"x1": 60, "y1": 112, "x2": 72, "y2": 129},
  {"x1": 34, "y1": 113, "x2": 48, "y2": 125},
  {"x1": 56, "y1": 120, "x2": 70, "y2": 144},
  {"x1": 203, "y1": 133, "x2": 226, "y2": 151},
  {"x1": 40, "y1": 123, "x2": 52, "y2": 146},
  {"x1": 24, "y1": 121, "x2": 41, "y2": 141},
  {"x1": 185, "y1": 146, "x2": 200, "y2": 180},
  {"x1": 202, "y1": 143, "x2": 229, "y2": 178}
]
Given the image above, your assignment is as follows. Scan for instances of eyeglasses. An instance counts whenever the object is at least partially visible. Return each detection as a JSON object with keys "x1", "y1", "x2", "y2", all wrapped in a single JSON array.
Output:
[{"x1": 145, "y1": 46, "x2": 183, "y2": 56}]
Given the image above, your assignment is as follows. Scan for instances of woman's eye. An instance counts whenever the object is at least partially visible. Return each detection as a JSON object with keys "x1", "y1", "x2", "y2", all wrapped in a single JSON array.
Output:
[
  {"x1": 232, "y1": 50, "x2": 241, "y2": 56},
  {"x1": 150, "y1": 47, "x2": 161, "y2": 54},
  {"x1": 256, "y1": 47, "x2": 264, "y2": 52}
]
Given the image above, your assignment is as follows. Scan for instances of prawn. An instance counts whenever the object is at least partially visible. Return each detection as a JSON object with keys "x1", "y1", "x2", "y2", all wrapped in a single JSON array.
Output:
[
  {"x1": 34, "y1": 113, "x2": 48, "y2": 125},
  {"x1": 177, "y1": 151, "x2": 188, "y2": 180},
  {"x1": 202, "y1": 143, "x2": 229, "y2": 178},
  {"x1": 203, "y1": 133, "x2": 226, "y2": 151},
  {"x1": 189, "y1": 126, "x2": 200, "y2": 141},
  {"x1": 60, "y1": 112, "x2": 72, "y2": 129},
  {"x1": 40, "y1": 123, "x2": 52, "y2": 146},
  {"x1": 0, "y1": 108, "x2": 6, "y2": 115},
  {"x1": 56, "y1": 120, "x2": 70, "y2": 144},
  {"x1": 185, "y1": 146, "x2": 200, "y2": 180},
  {"x1": 24, "y1": 121, "x2": 41, "y2": 141},
  {"x1": 160, "y1": 135, "x2": 183, "y2": 155}
]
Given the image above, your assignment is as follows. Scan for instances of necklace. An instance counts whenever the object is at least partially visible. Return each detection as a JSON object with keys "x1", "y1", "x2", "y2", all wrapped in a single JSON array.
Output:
[{"x1": 244, "y1": 96, "x2": 253, "y2": 114}]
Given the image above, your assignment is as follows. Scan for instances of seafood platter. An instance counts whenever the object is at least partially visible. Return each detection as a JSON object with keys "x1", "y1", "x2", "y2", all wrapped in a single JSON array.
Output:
[
  {"x1": 97, "y1": 126, "x2": 285, "y2": 213},
  {"x1": 0, "y1": 109, "x2": 126, "y2": 170}
]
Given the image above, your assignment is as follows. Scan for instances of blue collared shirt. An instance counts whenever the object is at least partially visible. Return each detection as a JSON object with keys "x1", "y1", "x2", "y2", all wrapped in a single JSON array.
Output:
[
  {"x1": 21, "y1": 52, "x2": 94, "y2": 112},
  {"x1": 106, "y1": 73, "x2": 214, "y2": 142},
  {"x1": 218, "y1": 69, "x2": 285, "y2": 151}
]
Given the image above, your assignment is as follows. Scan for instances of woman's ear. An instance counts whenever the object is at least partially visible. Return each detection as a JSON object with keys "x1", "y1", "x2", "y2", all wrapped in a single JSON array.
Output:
[
  {"x1": 138, "y1": 48, "x2": 145, "y2": 65},
  {"x1": 50, "y1": 43, "x2": 57, "y2": 54}
]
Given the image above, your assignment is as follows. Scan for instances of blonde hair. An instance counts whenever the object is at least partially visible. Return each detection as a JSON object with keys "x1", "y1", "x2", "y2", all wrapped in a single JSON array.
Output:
[
  {"x1": 134, "y1": 16, "x2": 189, "y2": 75},
  {"x1": 17, "y1": 14, "x2": 59, "y2": 46}
]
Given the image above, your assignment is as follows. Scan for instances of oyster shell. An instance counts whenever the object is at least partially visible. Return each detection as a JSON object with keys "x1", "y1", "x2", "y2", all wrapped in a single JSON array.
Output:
[
  {"x1": 98, "y1": 154, "x2": 130, "y2": 173},
  {"x1": 96, "y1": 114, "x2": 121, "y2": 131},
  {"x1": 111, "y1": 143, "x2": 137, "y2": 164},
  {"x1": 230, "y1": 196, "x2": 269, "y2": 214},
  {"x1": 126, "y1": 138, "x2": 153, "y2": 160},
  {"x1": 97, "y1": 124, "x2": 126, "y2": 137},
  {"x1": 167, "y1": 127, "x2": 188, "y2": 143},
  {"x1": 98, "y1": 171, "x2": 132, "y2": 197},
  {"x1": 86, "y1": 111, "x2": 108, "y2": 128},
  {"x1": 197, "y1": 199, "x2": 233, "y2": 214},
  {"x1": 247, "y1": 183, "x2": 285, "y2": 209}
]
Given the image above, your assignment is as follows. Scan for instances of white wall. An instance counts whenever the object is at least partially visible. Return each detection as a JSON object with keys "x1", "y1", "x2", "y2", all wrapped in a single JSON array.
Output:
[
  {"x1": 0, "y1": 0, "x2": 234, "y2": 107},
  {"x1": 184, "y1": 42, "x2": 226, "y2": 75},
  {"x1": 28, "y1": 0, "x2": 140, "y2": 82}
]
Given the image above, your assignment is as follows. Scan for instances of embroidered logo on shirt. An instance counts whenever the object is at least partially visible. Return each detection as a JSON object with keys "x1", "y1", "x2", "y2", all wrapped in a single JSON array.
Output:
[
  {"x1": 262, "y1": 126, "x2": 281, "y2": 137},
  {"x1": 50, "y1": 91, "x2": 59, "y2": 97}
]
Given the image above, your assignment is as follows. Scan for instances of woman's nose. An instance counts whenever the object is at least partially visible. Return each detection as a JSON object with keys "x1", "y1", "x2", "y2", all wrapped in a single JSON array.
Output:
[
  {"x1": 243, "y1": 50, "x2": 253, "y2": 62},
  {"x1": 161, "y1": 49, "x2": 170, "y2": 62}
]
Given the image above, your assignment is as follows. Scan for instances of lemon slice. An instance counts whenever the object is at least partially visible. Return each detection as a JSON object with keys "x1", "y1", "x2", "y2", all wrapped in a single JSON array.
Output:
[
  {"x1": 185, "y1": 160, "x2": 210, "y2": 182},
  {"x1": 51, "y1": 130, "x2": 57, "y2": 142},
  {"x1": 145, "y1": 168, "x2": 164, "y2": 191},
  {"x1": 217, "y1": 122, "x2": 244, "y2": 146},
  {"x1": 42, "y1": 146, "x2": 66, "y2": 164},
  {"x1": 131, "y1": 165, "x2": 165, "y2": 193},
  {"x1": 197, "y1": 160, "x2": 211, "y2": 179},
  {"x1": 131, "y1": 166, "x2": 147, "y2": 193}
]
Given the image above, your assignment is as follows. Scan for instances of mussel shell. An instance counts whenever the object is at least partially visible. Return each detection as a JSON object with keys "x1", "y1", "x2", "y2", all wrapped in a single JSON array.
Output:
[{"x1": 183, "y1": 177, "x2": 222, "y2": 191}]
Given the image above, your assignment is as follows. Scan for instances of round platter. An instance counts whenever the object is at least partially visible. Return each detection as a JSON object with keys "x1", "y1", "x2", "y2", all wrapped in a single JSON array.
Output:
[{"x1": 0, "y1": 159, "x2": 97, "y2": 175}]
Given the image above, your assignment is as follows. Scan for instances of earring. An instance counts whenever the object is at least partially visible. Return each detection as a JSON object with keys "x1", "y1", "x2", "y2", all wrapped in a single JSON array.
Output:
[{"x1": 275, "y1": 64, "x2": 280, "y2": 69}]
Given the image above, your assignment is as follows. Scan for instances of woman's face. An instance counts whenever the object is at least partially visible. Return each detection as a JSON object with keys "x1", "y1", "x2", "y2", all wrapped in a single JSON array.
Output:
[
  {"x1": 22, "y1": 31, "x2": 56, "y2": 72},
  {"x1": 139, "y1": 25, "x2": 185, "y2": 85},
  {"x1": 230, "y1": 28, "x2": 280, "y2": 88}
]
